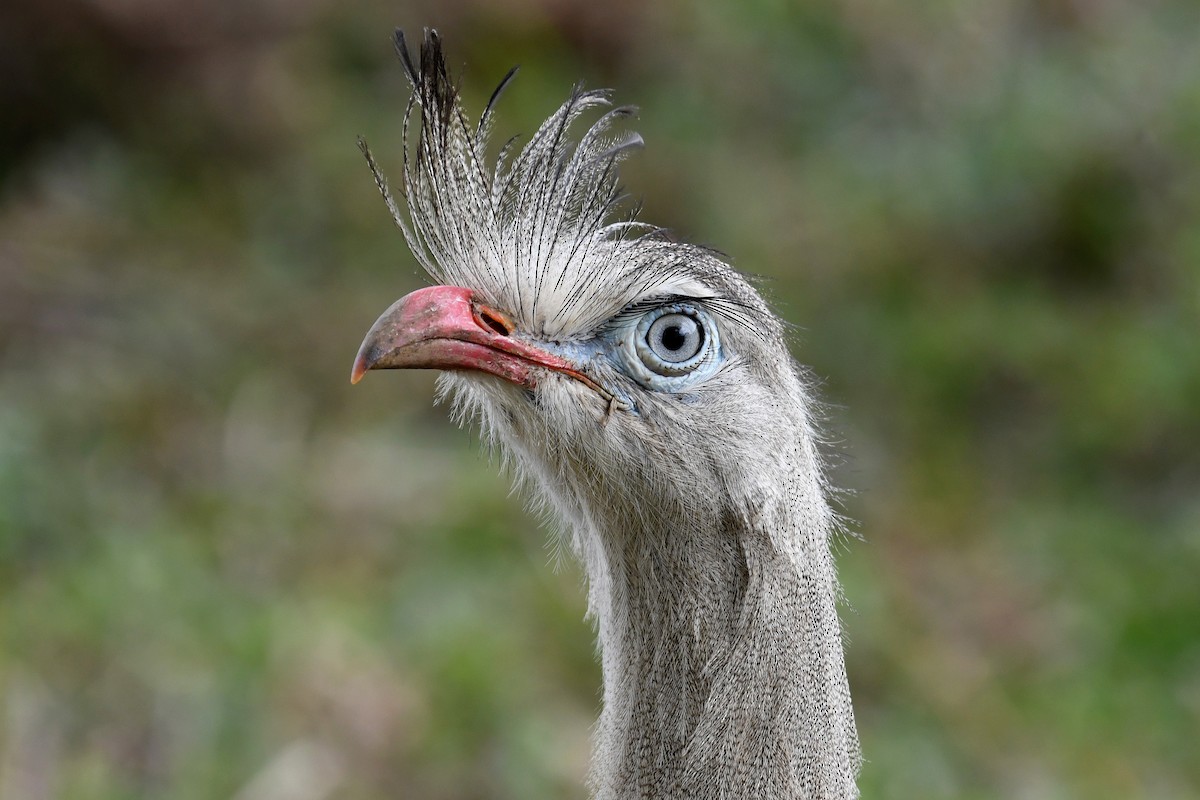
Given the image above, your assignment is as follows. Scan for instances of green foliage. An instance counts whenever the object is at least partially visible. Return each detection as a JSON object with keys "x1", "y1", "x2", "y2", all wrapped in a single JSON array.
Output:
[{"x1": 2, "y1": 1, "x2": 1197, "y2": 797}]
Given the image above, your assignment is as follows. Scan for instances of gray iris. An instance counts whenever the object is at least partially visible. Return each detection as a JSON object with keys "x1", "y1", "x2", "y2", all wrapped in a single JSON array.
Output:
[{"x1": 646, "y1": 313, "x2": 703, "y2": 363}]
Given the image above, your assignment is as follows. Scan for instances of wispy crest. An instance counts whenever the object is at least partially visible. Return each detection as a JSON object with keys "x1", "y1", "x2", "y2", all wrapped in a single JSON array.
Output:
[{"x1": 360, "y1": 28, "x2": 678, "y2": 338}]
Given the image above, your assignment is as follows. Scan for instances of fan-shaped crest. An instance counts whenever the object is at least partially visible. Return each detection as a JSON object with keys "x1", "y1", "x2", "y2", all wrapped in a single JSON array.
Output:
[{"x1": 360, "y1": 29, "x2": 701, "y2": 338}]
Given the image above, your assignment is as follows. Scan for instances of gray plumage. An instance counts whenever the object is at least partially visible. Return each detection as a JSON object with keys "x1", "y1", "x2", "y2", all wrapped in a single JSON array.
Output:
[{"x1": 355, "y1": 29, "x2": 860, "y2": 800}]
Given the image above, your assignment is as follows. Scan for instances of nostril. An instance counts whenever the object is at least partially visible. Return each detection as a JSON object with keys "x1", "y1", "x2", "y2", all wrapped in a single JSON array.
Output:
[{"x1": 475, "y1": 305, "x2": 513, "y2": 337}]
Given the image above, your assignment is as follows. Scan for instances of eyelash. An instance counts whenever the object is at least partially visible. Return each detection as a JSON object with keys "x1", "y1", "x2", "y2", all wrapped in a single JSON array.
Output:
[{"x1": 607, "y1": 294, "x2": 716, "y2": 328}]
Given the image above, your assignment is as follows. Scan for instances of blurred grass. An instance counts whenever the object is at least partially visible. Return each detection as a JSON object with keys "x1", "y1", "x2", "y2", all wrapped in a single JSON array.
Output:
[{"x1": 2, "y1": 0, "x2": 1198, "y2": 798}]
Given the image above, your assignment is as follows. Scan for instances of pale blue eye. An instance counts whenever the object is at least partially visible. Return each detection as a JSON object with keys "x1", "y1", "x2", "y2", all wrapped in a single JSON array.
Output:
[
  {"x1": 645, "y1": 313, "x2": 704, "y2": 364},
  {"x1": 606, "y1": 303, "x2": 722, "y2": 391},
  {"x1": 632, "y1": 307, "x2": 714, "y2": 378}
]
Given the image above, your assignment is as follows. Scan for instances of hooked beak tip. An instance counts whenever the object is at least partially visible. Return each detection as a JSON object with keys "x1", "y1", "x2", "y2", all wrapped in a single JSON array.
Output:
[{"x1": 350, "y1": 352, "x2": 371, "y2": 385}]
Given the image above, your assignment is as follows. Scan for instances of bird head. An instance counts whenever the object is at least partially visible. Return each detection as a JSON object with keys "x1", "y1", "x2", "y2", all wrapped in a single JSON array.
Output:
[{"x1": 353, "y1": 30, "x2": 827, "y2": 544}]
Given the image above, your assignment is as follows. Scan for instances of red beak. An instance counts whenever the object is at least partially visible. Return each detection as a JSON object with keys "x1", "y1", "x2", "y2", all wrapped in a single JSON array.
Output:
[{"x1": 350, "y1": 285, "x2": 603, "y2": 395}]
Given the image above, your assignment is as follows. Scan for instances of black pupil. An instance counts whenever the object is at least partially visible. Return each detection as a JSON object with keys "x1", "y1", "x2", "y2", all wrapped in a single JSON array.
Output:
[{"x1": 661, "y1": 324, "x2": 687, "y2": 351}]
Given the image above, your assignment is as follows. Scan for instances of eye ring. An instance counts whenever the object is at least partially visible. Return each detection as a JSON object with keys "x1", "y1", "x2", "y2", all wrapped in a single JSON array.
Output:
[{"x1": 634, "y1": 306, "x2": 713, "y2": 376}]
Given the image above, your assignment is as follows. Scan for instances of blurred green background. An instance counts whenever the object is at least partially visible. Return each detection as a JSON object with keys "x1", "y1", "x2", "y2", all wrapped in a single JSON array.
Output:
[{"x1": 2, "y1": 1, "x2": 1198, "y2": 798}]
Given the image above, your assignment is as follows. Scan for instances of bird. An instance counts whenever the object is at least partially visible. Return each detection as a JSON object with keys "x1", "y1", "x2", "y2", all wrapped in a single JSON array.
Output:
[{"x1": 351, "y1": 29, "x2": 860, "y2": 800}]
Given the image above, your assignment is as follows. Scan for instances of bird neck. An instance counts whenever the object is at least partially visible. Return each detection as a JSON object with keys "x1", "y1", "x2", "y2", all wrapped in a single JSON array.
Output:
[{"x1": 587, "y1": 496, "x2": 860, "y2": 799}]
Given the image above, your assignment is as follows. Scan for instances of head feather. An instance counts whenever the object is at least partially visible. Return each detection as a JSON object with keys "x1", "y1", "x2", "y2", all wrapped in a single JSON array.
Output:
[{"x1": 360, "y1": 28, "x2": 729, "y2": 338}]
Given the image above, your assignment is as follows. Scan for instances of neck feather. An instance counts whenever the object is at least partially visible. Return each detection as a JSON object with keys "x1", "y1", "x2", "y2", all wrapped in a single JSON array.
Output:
[
  {"x1": 462, "y1": 374, "x2": 861, "y2": 798},
  {"x1": 585, "y1": 491, "x2": 860, "y2": 800}
]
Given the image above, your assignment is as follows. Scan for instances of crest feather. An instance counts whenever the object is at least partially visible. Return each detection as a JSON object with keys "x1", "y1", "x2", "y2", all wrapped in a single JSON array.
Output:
[{"x1": 360, "y1": 28, "x2": 697, "y2": 337}]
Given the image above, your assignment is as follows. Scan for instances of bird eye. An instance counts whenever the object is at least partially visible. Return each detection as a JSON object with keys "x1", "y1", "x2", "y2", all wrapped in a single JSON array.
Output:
[
  {"x1": 646, "y1": 314, "x2": 703, "y2": 364},
  {"x1": 633, "y1": 308, "x2": 713, "y2": 377}
]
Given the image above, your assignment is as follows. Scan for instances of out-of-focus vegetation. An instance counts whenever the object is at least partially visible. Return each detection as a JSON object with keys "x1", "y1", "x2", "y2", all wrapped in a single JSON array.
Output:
[{"x1": 2, "y1": 0, "x2": 1197, "y2": 797}]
